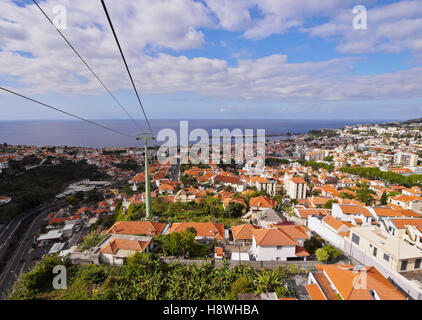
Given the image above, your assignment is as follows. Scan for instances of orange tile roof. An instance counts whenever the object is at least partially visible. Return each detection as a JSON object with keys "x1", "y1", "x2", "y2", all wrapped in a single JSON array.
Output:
[
  {"x1": 339, "y1": 204, "x2": 372, "y2": 217},
  {"x1": 274, "y1": 225, "x2": 311, "y2": 240},
  {"x1": 252, "y1": 228, "x2": 297, "y2": 246},
  {"x1": 315, "y1": 265, "x2": 406, "y2": 300},
  {"x1": 215, "y1": 247, "x2": 223, "y2": 257},
  {"x1": 250, "y1": 196, "x2": 277, "y2": 208},
  {"x1": 296, "y1": 208, "x2": 329, "y2": 219},
  {"x1": 391, "y1": 195, "x2": 422, "y2": 203},
  {"x1": 100, "y1": 238, "x2": 150, "y2": 254},
  {"x1": 106, "y1": 221, "x2": 166, "y2": 237},
  {"x1": 390, "y1": 218, "x2": 422, "y2": 229},
  {"x1": 306, "y1": 284, "x2": 327, "y2": 300},
  {"x1": 223, "y1": 197, "x2": 246, "y2": 208},
  {"x1": 169, "y1": 222, "x2": 225, "y2": 240},
  {"x1": 291, "y1": 177, "x2": 306, "y2": 184},
  {"x1": 323, "y1": 215, "x2": 349, "y2": 231},
  {"x1": 231, "y1": 224, "x2": 260, "y2": 240},
  {"x1": 295, "y1": 246, "x2": 309, "y2": 257}
]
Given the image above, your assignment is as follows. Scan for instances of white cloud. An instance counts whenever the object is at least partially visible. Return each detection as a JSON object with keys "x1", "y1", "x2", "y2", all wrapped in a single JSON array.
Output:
[
  {"x1": 205, "y1": 0, "x2": 367, "y2": 39},
  {"x1": 1, "y1": 0, "x2": 422, "y2": 106},
  {"x1": 308, "y1": 1, "x2": 422, "y2": 57}
]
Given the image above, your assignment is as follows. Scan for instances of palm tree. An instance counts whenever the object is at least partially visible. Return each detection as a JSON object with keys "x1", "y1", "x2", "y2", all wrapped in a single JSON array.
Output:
[{"x1": 254, "y1": 269, "x2": 281, "y2": 294}]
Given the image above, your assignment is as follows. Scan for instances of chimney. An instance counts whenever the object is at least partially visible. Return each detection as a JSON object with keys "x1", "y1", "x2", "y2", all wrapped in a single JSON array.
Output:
[{"x1": 113, "y1": 225, "x2": 117, "y2": 233}]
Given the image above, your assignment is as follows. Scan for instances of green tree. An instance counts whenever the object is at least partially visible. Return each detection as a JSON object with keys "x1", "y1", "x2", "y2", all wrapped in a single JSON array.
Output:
[
  {"x1": 380, "y1": 191, "x2": 388, "y2": 206},
  {"x1": 315, "y1": 248, "x2": 330, "y2": 263},
  {"x1": 225, "y1": 202, "x2": 244, "y2": 218},
  {"x1": 66, "y1": 196, "x2": 79, "y2": 206},
  {"x1": 80, "y1": 230, "x2": 106, "y2": 251},
  {"x1": 356, "y1": 186, "x2": 375, "y2": 206},
  {"x1": 323, "y1": 199, "x2": 337, "y2": 209},
  {"x1": 254, "y1": 269, "x2": 281, "y2": 294},
  {"x1": 230, "y1": 276, "x2": 252, "y2": 299}
]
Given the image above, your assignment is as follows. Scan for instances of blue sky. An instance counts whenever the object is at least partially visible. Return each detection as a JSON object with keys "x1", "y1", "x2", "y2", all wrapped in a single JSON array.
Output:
[{"x1": 1, "y1": 0, "x2": 422, "y2": 121}]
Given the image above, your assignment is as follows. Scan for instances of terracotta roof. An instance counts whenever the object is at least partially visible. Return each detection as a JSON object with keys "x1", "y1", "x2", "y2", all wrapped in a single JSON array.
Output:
[
  {"x1": 295, "y1": 246, "x2": 309, "y2": 257},
  {"x1": 372, "y1": 207, "x2": 401, "y2": 217},
  {"x1": 306, "y1": 284, "x2": 327, "y2": 300},
  {"x1": 106, "y1": 221, "x2": 166, "y2": 237},
  {"x1": 169, "y1": 222, "x2": 225, "y2": 240},
  {"x1": 213, "y1": 175, "x2": 243, "y2": 185},
  {"x1": 250, "y1": 196, "x2": 277, "y2": 208},
  {"x1": 223, "y1": 197, "x2": 246, "y2": 208},
  {"x1": 339, "y1": 204, "x2": 372, "y2": 217},
  {"x1": 296, "y1": 208, "x2": 329, "y2": 219},
  {"x1": 231, "y1": 224, "x2": 259, "y2": 240},
  {"x1": 252, "y1": 228, "x2": 297, "y2": 246},
  {"x1": 291, "y1": 177, "x2": 306, "y2": 184},
  {"x1": 274, "y1": 225, "x2": 311, "y2": 240},
  {"x1": 315, "y1": 264, "x2": 406, "y2": 300},
  {"x1": 309, "y1": 197, "x2": 332, "y2": 206},
  {"x1": 391, "y1": 218, "x2": 422, "y2": 229},
  {"x1": 100, "y1": 238, "x2": 151, "y2": 254},
  {"x1": 323, "y1": 215, "x2": 349, "y2": 231}
]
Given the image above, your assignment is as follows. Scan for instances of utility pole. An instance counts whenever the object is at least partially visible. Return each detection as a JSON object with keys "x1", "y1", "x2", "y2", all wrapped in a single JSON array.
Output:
[{"x1": 136, "y1": 133, "x2": 155, "y2": 221}]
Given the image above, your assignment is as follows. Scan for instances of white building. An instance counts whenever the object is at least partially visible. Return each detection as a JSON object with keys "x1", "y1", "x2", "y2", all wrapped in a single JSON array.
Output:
[
  {"x1": 250, "y1": 227, "x2": 309, "y2": 261},
  {"x1": 332, "y1": 203, "x2": 373, "y2": 226},
  {"x1": 394, "y1": 151, "x2": 418, "y2": 167}
]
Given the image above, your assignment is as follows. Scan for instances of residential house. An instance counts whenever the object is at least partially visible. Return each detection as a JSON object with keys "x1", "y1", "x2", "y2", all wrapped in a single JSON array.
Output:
[
  {"x1": 106, "y1": 221, "x2": 167, "y2": 237},
  {"x1": 388, "y1": 195, "x2": 422, "y2": 214},
  {"x1": 249, "y1": 196, "x2": 277, "y2": 211},
  {"x1": 306, "y1": 264, "x2": 406, "y2": 300},
  {"x1": 169, "y1": 222, "x2": 225, "y2": 242},
  {"x1": 231, "y1": 224, "x2": 260, "y2": 245},
  {"x1": 250, "y1": 227, "x2": 309, "y2": 261},
  {"x1": 212, "y1": 175, "x2": 247, "y2": 192},
  {"x1": 94, "y1": 233, "x2": 153, "y2": 266},
  {"x1": 332, "y1": 203, "x2": 373, "y2": 226},
  {"x1": 349, "y1": 226, "x2": 422, "y2": 273}
]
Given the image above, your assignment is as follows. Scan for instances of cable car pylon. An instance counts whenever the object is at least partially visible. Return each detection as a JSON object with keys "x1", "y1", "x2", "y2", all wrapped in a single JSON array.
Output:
[{"x1": 136, "y1": 133, "x2": 155, "y2": 221}]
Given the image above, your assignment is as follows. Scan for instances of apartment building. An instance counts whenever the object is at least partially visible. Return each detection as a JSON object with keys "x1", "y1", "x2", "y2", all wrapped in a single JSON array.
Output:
[
  {"x1": 306, "y1": 264, "x2": 406, "y2": 300},
  {"x1": 394, "y1": 151, "x2": 418, "y2": 167},
  {"x1": 348, "y1": 226, "x2": 422, "y2": 273},
  {"x1": 284, "y1": 174, "x2": 307, "y2": 199}
]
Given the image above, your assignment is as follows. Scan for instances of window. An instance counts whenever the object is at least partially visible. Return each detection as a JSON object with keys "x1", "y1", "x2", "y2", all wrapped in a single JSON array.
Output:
[
  {"x1": 401, "y1": 260, "x2": 408, "y2": 271},
  {"x1": 373, "y1": 246, "x2": 377, "y2": 257},
  {"x1": 415, "y1": 259, "x2": 421, "y2": 269},
  {"x1": 383, "y1": 253, "x2": 389, "y2": 262},
  {"x1": 352, "y1": 233, "x2": 360, "y2": 245}
]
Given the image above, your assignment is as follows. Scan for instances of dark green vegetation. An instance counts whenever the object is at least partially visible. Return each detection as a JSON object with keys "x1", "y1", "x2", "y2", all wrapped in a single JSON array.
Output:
[
  {"x1": 340, "y1": 166, "x2": 422, "y2": 187},
  {"x1": 315, "y1": 245, "x2": 340, "y2": 263},
  {"x1": 297, "y1": 160, "x2": 334, "y2": 171},
  {"x1": 10, "y1": 254, "x2": 304, "y2": 300},
  {"x1": 0, "y1": 159, "x2": 108, "y2": 222},
  {"x1": 265, "y1": 157, "x2": 289, "y2": 166},
  {"x1": 115, "y1": 195, "x2": 247, "y2": 227},
  {"x1": 304, "y1": 235, "x2": 326, "y2": 256},
  {"x1": 308, "y1": 129, "x2": 339, "y2": 138},
  {"x1": 155, "y1": 228, "x2": 209, "y2": 258}
]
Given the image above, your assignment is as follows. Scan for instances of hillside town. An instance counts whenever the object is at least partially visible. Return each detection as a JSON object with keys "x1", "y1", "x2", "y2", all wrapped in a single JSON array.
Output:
[{"x1": 2, "y1": 118, "x2": 422, "y2": 300}]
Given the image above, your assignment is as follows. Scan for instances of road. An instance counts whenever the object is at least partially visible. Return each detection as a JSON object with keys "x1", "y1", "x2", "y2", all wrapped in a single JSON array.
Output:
[
  {"x1": 0, "y1": 178, "x2": 127, "y2": 299},
  {"x1": 0, "y1": 199, "x2": 67, "y2": 299}
]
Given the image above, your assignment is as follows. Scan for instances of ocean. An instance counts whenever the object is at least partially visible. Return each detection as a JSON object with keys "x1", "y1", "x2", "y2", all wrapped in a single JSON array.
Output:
[{"x1": 0, "y1": 119, "x2": 384, "y2": 148}]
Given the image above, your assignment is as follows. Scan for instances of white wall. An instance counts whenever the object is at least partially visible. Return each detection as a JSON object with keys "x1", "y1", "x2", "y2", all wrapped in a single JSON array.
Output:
[
  {"x1": 308, "y1": 216, "x2": 345, "y2": 250},
  {"x1": 251, "y1": 236, "x2": 296, "y2": 261}
]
